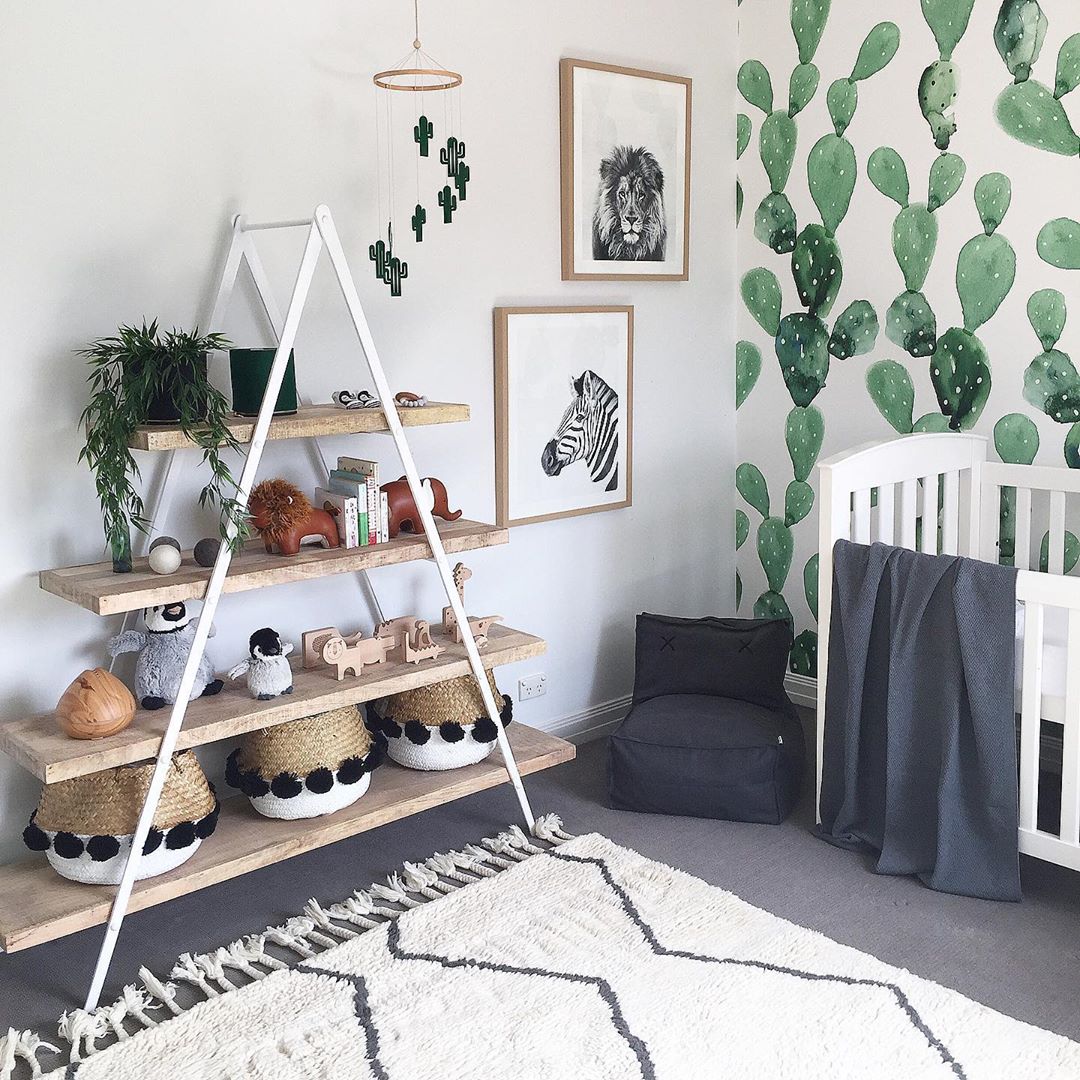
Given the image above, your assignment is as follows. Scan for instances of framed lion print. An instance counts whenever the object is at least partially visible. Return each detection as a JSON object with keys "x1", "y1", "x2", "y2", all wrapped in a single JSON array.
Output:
[
  {"x1": 495, "y1": 306, "x2": 633, "y2": 528},
  {"x1": 560, "y1": 59, "x2": 692, "y2": 281}
]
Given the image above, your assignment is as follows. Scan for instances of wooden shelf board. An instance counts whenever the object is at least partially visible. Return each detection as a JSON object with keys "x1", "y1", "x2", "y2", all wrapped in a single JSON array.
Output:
[
  {"x1": 0, "y1": 724, "x2": 575, "y2": 953},
  {"x1": 128, "y1": 402, "x2": 470, "y2": 451},
  {"x1": 0, "y1": 625, "x2": 546, "y2": 784},
  {"x1": 39, "y1": 518, "x2": 509, "y2": 616}
]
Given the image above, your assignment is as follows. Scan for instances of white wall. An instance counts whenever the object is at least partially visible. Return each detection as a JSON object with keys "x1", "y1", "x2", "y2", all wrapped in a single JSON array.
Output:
[{"x1": 0, "y1": 2, "x2": 736, "y2": 862}]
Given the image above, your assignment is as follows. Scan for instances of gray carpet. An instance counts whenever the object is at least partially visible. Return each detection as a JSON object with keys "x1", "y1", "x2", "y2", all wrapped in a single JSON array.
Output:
[{"x1": 2, "y1": 732, "x2": 1080, "y2": 1046}]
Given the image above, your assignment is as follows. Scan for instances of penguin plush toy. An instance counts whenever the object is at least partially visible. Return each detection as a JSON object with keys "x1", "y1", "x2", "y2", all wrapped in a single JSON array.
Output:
[
  {"x1": 228, "y1": 628, "x2": 295, "y2": 700},
  {"x1": 108, "y1": 603, "x2": 223, "y2": 711}
]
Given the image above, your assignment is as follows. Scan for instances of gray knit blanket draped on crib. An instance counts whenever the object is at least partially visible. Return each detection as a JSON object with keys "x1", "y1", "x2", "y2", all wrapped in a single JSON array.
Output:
[{"x1": 818, "y1": 540, "x2": 1021, "y2": 902}]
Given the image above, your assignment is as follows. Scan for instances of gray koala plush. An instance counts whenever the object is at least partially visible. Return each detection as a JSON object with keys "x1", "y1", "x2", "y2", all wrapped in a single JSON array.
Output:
[{"x1": 108, "y1": 603, "x2": 224, "y2": 711}]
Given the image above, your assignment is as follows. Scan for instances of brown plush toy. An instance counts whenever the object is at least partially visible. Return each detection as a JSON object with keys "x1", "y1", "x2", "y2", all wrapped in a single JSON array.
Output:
[
  {"x1": 249, "y1": 479, "x2": 340, "y2": 556},
  {"x1": 380, "y1": 476, "x2": 462, "y2": 538}
]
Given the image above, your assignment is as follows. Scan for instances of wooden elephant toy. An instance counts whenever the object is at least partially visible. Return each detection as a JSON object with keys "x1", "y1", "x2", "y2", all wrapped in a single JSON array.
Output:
[{"x1": 380, "y1": 476, "x2": 462, "y2": 538}]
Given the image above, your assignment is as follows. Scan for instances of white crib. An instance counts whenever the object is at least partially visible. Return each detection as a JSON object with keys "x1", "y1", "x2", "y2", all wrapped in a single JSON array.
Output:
[{"x1": 816, "y1": 432, "x2": 1080, "y2": 874}]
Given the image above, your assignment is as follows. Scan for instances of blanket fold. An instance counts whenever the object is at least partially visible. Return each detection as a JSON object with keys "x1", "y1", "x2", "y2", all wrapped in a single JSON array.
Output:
[{"x1": 819, "y1": 540, "x2": 1021, "y2": 901}]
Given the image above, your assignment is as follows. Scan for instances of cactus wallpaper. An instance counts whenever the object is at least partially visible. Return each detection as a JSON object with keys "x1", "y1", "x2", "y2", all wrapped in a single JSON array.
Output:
[{"x1": 737, "y1": 0, "x2": 1080, "y2": 679}]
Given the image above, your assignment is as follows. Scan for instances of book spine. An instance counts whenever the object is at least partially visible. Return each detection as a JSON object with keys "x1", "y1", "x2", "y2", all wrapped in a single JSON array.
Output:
[
  {"x1": 358, "y1": 509, "x2": 368, "y2": 546},
  {"x1": 379, "y1": 491, "x2": 389, "y2": 544},
  {"x1": 367, "y1": 478, "x2": 379, "y2": 545}
]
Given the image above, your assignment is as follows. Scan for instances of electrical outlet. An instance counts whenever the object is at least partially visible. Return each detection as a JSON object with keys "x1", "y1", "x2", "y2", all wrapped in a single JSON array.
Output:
[{"x1": 518, "y1": 673, "x2": 547, "y2": 701}]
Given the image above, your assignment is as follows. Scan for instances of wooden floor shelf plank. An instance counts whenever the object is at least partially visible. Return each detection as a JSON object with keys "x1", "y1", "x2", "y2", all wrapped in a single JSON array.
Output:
[
  {"x1": 0, "y1": 625, "x2": 545, "y2": 784},
  {"x1": 40, "y1": 518, "x2": 508, "y2": 616},
  {"x1": 0, "y1": 725, "x2": 574, "y2": 953},
  {"x1": 128, "y1": 401, "x2": 470, "y2": 452}
]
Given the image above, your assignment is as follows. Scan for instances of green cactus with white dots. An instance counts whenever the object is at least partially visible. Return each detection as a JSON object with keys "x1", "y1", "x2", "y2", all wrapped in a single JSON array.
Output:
[
  {"x1": 1023, "y1": 288, "x2": 1080, "y2": 428},
  {"x1": 916, "y1": 0, "x2": 975, "y2": 150}
]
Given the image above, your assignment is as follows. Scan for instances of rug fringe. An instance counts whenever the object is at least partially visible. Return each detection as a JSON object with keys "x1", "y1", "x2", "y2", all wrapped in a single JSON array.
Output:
[{"x1": 21, "y1": 813, "x2": 572, "y2": 1076}]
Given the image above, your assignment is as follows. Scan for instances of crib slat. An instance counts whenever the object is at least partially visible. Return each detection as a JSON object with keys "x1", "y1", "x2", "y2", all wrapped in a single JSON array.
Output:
[
  {"x1": 980, "y1": 480, "x2": 1001, "y2": 564},
  {"x1": 876, "y1": 484, "x2": 895, "y2": 546},
  {"x1": 1019, "y1": 601, "x2": 1044, "y2": 834},
  {"x1": 1061, "y1": 609, "x2": 1080, "y2": 845},
  {"x1": 1049, "y1": 490, "x2": 1067, "y2": 575},
  {"x1": 899, "y1": 479, "x2": 918, "y2": 550},
  {"x1": 1014, "y1": 487, "x2": 1032, "y2": 571},
  {"x1": 852, "y1": 489, "x2": 871, "y2": 545},
  {"x1": 920, "y1": 474, "x2": 939, "y2": 554},
  {"x1": 941, "y1": 471, "x2": 959, "y2": 555}
]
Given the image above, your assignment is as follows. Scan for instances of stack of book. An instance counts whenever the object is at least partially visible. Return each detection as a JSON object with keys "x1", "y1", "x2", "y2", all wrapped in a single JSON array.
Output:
[{"x1": 314, "y1": 457, "x2": 389, "y2": 548}]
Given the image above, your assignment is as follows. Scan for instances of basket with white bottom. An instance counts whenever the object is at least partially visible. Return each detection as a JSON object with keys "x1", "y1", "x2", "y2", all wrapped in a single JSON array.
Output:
[
  {"x1": 22, "y1": 751, "x2": 219, "y2": 886},
  {"x1": 225, "y1": 705, "x2": 385, "y2": 820},
  {"x1": 366, "y1": 671, "x2": 513, "y2": 771}
]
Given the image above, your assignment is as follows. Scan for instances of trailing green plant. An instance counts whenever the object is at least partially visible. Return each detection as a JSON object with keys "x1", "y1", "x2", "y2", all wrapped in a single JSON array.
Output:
[{"x1": 79, "y1": 321, "x2": 247, "y2": 570}]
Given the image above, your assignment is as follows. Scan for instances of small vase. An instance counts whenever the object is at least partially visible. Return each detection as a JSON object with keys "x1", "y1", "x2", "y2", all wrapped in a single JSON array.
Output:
[
  {"x1": 137, "y1": 354, "x2": 210, "y2": 424},
  {"x1": 110, "y1": 529, "x2": 132, "y2": 574},
  {"x1": 229, "y1": 349, "x2": 298, "y2": 417}
]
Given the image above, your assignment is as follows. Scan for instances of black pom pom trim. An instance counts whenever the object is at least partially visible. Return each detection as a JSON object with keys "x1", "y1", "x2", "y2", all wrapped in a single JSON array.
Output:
[
  {"x1": 404, "y1": 720, "x2": 431, "y2": 745},
  {"x1": 166, "y1": 821, "x2": 197, "y2": 850},
  {"x1": 472, "y1": 715, "x2": 499, "y2": 743},
  {"x1": 238, "y1": 770, "x2": 270, "y2": 799},
  {"x1": 383, "y1": 718, "x2": 402, "y2": 739},
  {"x1": 305, "y1": 767, "x2": 335, "y2": 794},
  {"x1": 143, "y1": 827, "x2": 164, "y2": 855},
  {"x1": 365, "y1": 735, "x2": 388, "y2": 772},
  {"x1": 225, "y1": 749, "x2": 242, "y2": 790},
  {"x1": 271, "y1": 772, "x2": 303, "y2": 799},
  {"x1": 53, "y1": 832, "x2": 85, "y2": 859},
  {"x1": 337, "y1": 755, "x2": 366, "y2": 785},
  {"x1": 439, "y1": 722, "x2": 465, "y2": 743},
  {"x1": 195, "y1": 800, "x2": 220, "y2": 839},
  {"x1": 87, "y1": 835, "x2": 121, "y2": 862},
  {"x1": 500, "y1": 694, "x2": 514, "y2": 728},
  {"x1": 23, "y1": 818, "x2": 50, "y2": 852}
]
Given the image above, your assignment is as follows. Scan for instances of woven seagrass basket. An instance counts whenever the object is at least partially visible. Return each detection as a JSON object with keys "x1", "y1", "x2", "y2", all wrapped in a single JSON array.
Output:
[
  {"x1": 367, "y1": 672, "x2": 513, "y2": 771},
  {"x1": 226, "y1": 705, "x2": 384, "y2": 820},
  {"x1": 23, "y1": 751, "x2": 218, "y2": 886}
]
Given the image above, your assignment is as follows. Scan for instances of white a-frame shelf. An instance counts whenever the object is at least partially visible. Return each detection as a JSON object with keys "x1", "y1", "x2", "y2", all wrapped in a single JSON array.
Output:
[{"x1": 14, "y1": 206, "x2": 572, "y2": 1008}]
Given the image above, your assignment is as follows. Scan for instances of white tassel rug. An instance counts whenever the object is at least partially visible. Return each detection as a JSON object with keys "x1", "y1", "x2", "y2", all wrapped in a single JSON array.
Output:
[{"x1": 5, "y1": 821, "x2": 1080, "y2": 1079}]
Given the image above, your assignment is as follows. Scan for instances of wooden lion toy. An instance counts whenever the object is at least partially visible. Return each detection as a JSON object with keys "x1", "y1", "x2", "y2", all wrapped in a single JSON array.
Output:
[{"x1": 249, "y1": 479, "x2": 340, "y2": 556}]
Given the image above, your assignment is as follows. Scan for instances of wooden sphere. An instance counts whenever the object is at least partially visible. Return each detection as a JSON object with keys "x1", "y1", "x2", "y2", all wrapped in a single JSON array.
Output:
[
  {"x1": 57, "y1": 668, "x2": 136, "y2": 740},
  {"x1": 149, "y1": 544, "x2": 182, "y2": 575}
]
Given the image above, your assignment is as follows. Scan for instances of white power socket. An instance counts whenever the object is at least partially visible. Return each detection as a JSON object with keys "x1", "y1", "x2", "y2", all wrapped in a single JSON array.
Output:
[{"x1": 518, "y1": 673, "x2": 547, "y2": 701}]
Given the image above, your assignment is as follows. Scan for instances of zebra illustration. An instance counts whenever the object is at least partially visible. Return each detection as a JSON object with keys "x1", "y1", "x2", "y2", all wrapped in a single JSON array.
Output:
[{"x1": 540, "y1": 370, "x2": 620, "y2": 492}]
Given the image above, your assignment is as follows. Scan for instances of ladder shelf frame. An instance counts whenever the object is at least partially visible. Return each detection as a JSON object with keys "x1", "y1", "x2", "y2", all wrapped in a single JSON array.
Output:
[{"x1": 82, "y1": 205, "x2": 536, "y2": 1011}]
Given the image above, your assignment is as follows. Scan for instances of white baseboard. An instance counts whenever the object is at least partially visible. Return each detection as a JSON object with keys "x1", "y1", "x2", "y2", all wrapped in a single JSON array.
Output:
[
  {"x1": 785, "y1": 672, "x2": 817, "y2": 709},
  {"x1": 534, "y1": 694, "x2": 632, "y2": 745}
]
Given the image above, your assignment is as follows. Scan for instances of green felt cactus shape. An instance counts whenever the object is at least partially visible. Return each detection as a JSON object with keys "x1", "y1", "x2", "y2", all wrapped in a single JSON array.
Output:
[
  {"x1": 807, "y1": 134, "x2": 857, "y2": 236},
  {"x1": 382, "y1": 254, "x2": 408, "y2": 297},
  {"x1": 791, "y1": 0, "x2": 831, "y2": 65},
  {"x1": 736, "y1": 341, "x2": 763, "y2": 409},
  {"x1": 438, "y1": 185, "x2": 458, "y2": 224},
  {"x1": 1029, "y1": 288, "x2": 1067, "y2": 351},
  {"x1": 741, "y1": 268, "x2": 783, "y2": 335},
  {"x1": 440, "y1": 137, "x2": 466, "y2": 177},
  {"x1": 826, "y1": 79, "x2": 858, "y2": 138},
  {"x1": 758, "y1": 517, "x2": 794, "y2": 593},
  {"x1": 368, "y1": 238, "x2": 389, "y2": 280},
  {"x1": 850, "y1": 23, "x2": 901, "y2": 83},
  {"x1": 867, "y1": 147, "x2": 909, "y2": 208},
  {"x1": 785, "y1": 481, "x2": 815, "y2": 527},
  {"x1": 413, "y1": 115, "x2": 433, "y2": 157},
  {"x1": 738, "y1": 60, "x2": 774, "y2": 115},
  {"x1": 791, "y1": 224, "x2": 843, "y2": 318},
  {"x1": 785, "y1": 405, "x2": 825, "y2": 482},
  {"x1": 828, "y1": 300, "x2": 879, "y2": 361},
  {"x1": 994, "y1": 413, "x2": 1040, "y2": 465},
  {"x1": 737, "y1": 462, "x2": 770, "y2": 519},
  {"x1": 886, "y1": 292, "x2": 938, "y2": 358},
  {"x1": 411, "y1": 204, "x2": 427, "y2": 243},
  {"x1": 1038, "y1": 219, "x2": 1080, "y2": 270},
  {"x1": 760, "y1": 111, "x2": 797, "y2": 194},
  {"x1": 454, "y1": 162, "x2": 471, "y2": 201},
  {"x1": 866, "y1": 359, "x2": 915, "y2": 434},
  {"x1": 995, "y1": 0, "x2": 1047, "y2": 83},
  {"x1": 931, "y1": 328, "x2": 991, "y2": 431},
  {"x1": 788, "y1": 63, "x2": 820, "y2": 118},
  {"x1": 754, "y1": 590, "x2": 793, "y2": 627},
  {"x1": 755, "y1": 193, "x2": 798, "y2": 255},
  {"x1": 776, "y1": 313, "x2": 831, "y2": 406}
]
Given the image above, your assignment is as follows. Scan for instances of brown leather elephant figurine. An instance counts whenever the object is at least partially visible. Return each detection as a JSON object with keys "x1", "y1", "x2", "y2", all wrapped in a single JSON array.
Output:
[
  {"x1": 248, "y1": 479, "x2": 340, "y2": 556},
  {"x1": 380, "y1": 476, "x2": 462, "y2": 538}
]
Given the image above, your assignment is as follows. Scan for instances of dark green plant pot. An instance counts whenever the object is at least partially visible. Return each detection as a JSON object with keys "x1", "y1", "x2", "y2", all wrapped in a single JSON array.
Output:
[
  {"x1": 137, "y1": 355, "x2": 209, "y2": 424},
  {"x1": 229, "y1": 349, "x2": 298, "y2": 417}
]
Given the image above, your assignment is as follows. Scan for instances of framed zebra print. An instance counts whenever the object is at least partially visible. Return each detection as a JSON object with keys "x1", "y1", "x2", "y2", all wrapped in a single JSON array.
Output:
[{"x1": 494, "y1": 306, "x2": 633, "y2": 528}]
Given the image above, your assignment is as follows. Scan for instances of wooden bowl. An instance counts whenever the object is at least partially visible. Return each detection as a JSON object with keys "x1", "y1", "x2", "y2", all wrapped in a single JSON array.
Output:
[{"x1": 56, "y1": 668, "x2": 136, "y2": 740}]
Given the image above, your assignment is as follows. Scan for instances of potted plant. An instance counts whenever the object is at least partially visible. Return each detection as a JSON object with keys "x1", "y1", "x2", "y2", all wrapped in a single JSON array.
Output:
[{"x1": 79, "y1": 321, "x2": 249, "y2": 572}]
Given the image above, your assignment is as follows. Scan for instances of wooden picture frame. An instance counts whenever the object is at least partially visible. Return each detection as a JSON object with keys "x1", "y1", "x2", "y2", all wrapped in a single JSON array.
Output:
[
  {"x1": 495, "y1": 306, "x2": 634, "y2": 528},
  {"x1": 560, "y1": 58, "x2": 692, "y2": 281}
]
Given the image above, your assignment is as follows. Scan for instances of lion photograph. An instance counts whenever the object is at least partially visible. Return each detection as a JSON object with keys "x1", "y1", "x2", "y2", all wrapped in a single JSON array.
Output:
[{"x1": 591, "y1": 145, "x2": 667, "y2": 262}]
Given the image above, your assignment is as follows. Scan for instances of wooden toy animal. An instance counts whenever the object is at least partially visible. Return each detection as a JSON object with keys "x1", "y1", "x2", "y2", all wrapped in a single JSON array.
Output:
[
  {"x1": 380, "y1": 476, "x2": 461, "y2": 538},
  {"x1": 442, "y1": 563, "x2": 503, "y2": 647},
  {"x1": 248, "y1": 479, "x2": 340, "y2": 556},
  {"x1": 320, "y1": 633, "x2": 394, "y2": 681},
  {"x1": 375, "y1": 617, "x2": 444, "y2": 665}
]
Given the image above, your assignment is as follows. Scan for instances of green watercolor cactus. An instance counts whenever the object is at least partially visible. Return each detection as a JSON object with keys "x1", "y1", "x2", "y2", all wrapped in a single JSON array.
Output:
[
  {"x1": 1028, "y1": 288, "x2": 1067, "y2": 351},
  {"x1": 760, "y1": 111, "x2": 797, "y2": 193},
  {"x1": 776, "y1": 313, "x2": 831, "y2": 406},
  {"x1": 791, "y1": 224, "x2": 843, "y2": 318},
  {"x1": 785, "y1": 405, "x2": 825, "y2": 482},
  {"x1": 789, "y1": 63, "x2": 821, "y2": 118},
  {"x1": 866, "y1": 360, "x2": 916, "y2": 434},
  {"x1": 1038, "y1": 219, "x2": 1080, "y2": 270},
  {"x1": 1057, "y1": 35, "x2": 1080, "y2": 98},
  {"x1": 755, "y1": 193, "x2": 798, "y2": 254},
  {"x1": 828, "y1": 300, "x2": 878, "y2": 360},
  {"x1": 887, "y1": 292, "x2": 938, "y2": 359},
  {"x1": 807, "y1": 134, "x2": 857, "y2": 236},
  {"x1": 927, "y1": 152, "x2": 966, "y2": 212},
  {"x1": 754, "y1": 590, "x2": 793, "y2": 628},
  {"x1": 1065, "y1": 424, "x2": 1080, "y2": 468},
  {"x1": 741, "y1": 268, "x2": 783, "y2": 336},
  {"x1": 438, "y1": 185, "x2": 458, "y2": 224},
  {"x1": 785, "y1": 481, "x2": 815, "y2": 526},
  {"x1": 736, "y1": 509, "x2": 750, "y2": 550},
  {"x1": 736, "y1": 462, "x2": 770, "y2": 519},
  {"x1": 1023, "y1": 289, "x2": 1080, "y2": 422},
  {"x1": 850, "y1": 22, "x2": 901, "y2": 83},
  {"x1": 413, "y1": 115, "x2": 433, "y2": 157},
  {"x1": 791, "y1": 0, "x2": 831, "y2": 65},
  {"x1": 957, "y1": 175, "x2": 1016, "y2": 334},
  {"x1": 789, "y1": 630, "x2": 817, "y2": 677},
  {"x1": 826, "y1": 79, "x2": 858, "y2": 138},
  {"x1": 804, "y1": 554, "x2": 820, "y2": 620},
  {"x1": 995, "y1": 0, "x2": 1048, "y2": 83},
  {"x1": 994, "y1": 413, "x2": 1040, "y2": 464},
  {"x1": 738, "y1": 60, "x2": 774, "y2": 115},
  {"x1": 737, "y1": 114, "x2": 752, "y2": 160},
  {"x1": 1039, "y1": 531, "x2": 1080, "y2": 573},
  {"x1": 758, "y1": 517, "x2": 794, "y2": 593},
  {"x1": 736, "y1": 341, "x2": 762, "y2": 409}
]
